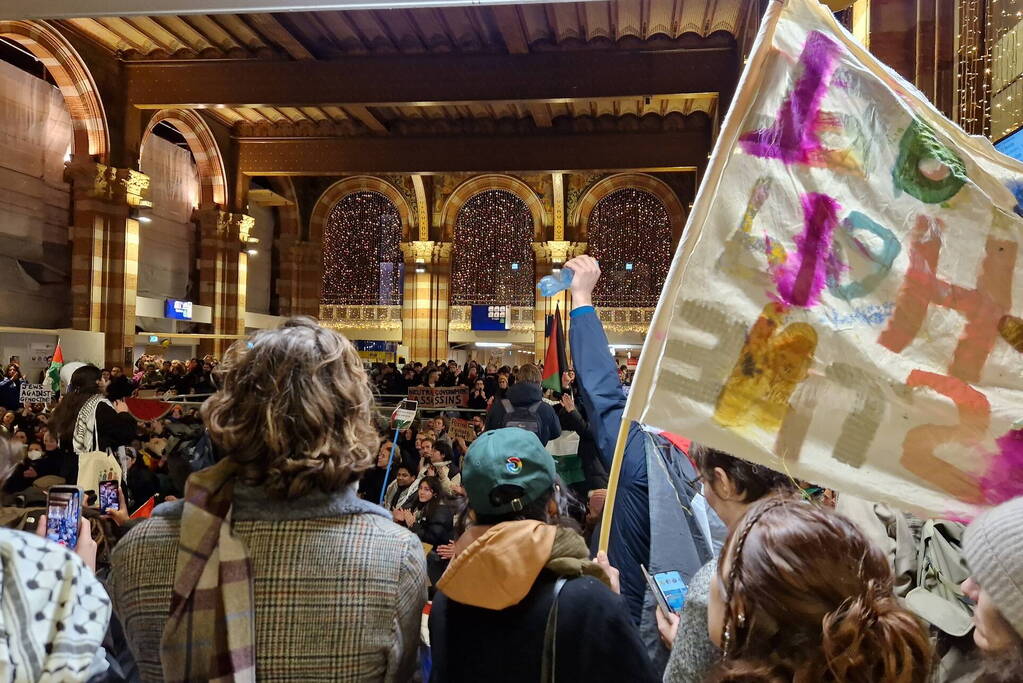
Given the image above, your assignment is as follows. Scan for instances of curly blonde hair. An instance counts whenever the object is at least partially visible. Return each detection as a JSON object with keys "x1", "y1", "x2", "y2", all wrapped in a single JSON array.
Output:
[{"x1": 202, "y1": 317, "x2": 377, "y2": 499}]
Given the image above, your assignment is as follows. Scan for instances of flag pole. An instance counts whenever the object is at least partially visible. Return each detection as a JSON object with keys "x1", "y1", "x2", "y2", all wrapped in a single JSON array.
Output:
[{"x1": 597, "y1": 418, "x2": 631, "y2": 553}]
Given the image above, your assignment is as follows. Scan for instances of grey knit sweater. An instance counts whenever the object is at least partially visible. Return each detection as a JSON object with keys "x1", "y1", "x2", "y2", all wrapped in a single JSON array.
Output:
[{"x1": 663, "y1": 561, "x2": 721, "y2": 683}]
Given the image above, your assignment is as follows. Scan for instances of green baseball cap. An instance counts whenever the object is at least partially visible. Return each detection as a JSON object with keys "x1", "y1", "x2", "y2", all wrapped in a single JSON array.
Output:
[{"x1": 462, "y1": 428, "x2": 556, "y2": 516}]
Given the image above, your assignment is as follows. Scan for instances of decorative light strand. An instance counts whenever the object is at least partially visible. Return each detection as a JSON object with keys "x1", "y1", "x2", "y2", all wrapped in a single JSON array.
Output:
[
  {"x1": 321, "y1": 191, "x2": 403, "y2": 305},
  {"x1": 587, "y1": 188, "x2": 671, "y2": 307},
  {"x1": 987, "y1": 0, "x2": 1023, "y2": 139},
  {"x1": 451, "y1": 190, "x2": 535, "y2": 306}
]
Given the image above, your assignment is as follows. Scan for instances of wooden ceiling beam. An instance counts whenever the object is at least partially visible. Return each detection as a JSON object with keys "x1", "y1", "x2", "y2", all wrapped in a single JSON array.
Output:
[
  {"x1": 124, "y1": 46, "x2": 738, "y2": 108},
  {"x1": 489, "y1": 5, "x2": 530, "y2": 54},
  {"x1": 344, "y1": 105, "x2": 389, "y2": 134},
  {"x1": 246, "y1": 13, "x2": 314, "y2": 60},
  {"x1": 236, "y1": 128, "x2": 710, "y2": 175}
]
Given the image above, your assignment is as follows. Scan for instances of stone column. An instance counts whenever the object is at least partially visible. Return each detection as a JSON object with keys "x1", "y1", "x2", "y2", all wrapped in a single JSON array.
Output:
[
  {"x1": 66, "y1": 156, "x2": 150, "y2": 368},
  {"x1": 277, "y1": 237, "x2": 322, "y2": 318},
  {"x1": 194, "y1": 204, "x2": 255, "y2": 358},
  {"x1": 401, "y1": 240, "x2": 452, "y2": 362}
]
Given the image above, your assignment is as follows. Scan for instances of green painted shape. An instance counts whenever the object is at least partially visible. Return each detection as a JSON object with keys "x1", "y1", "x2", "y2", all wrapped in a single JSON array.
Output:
[{"x1": 892, "y1": 120, "x2": 967, "y2": 204}]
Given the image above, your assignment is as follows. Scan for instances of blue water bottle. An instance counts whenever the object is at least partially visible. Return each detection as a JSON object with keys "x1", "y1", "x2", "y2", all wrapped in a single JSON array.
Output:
[{"x1": 537, "y1": 266, "x2": 574, "y2": 297}]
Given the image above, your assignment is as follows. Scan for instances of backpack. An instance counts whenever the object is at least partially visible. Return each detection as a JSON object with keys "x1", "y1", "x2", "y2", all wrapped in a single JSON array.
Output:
[
  {"x1": 502, "y1": 399, "x2": 542, "y2": 437},
  {"x1": 904, "y1": 519, "x2": 974, "y2": 637}
]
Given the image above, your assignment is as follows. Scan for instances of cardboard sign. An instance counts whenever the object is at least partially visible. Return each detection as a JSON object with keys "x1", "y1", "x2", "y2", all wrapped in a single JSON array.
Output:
[
  {"x1": 448, "y1": 417, "x2": 477, "y2": 444},
  {"x1": 626, "y1": 0, "x2": 1023, "y2": 519},
  {"x1": 407, "y1": 386, "x2": 469, "y2": 409},
  {"x1": 19, "y1": 383, "x2": 53, "y2": 404}
]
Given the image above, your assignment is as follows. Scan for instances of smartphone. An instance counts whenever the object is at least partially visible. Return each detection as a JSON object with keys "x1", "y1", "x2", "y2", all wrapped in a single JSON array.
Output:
[
  {"x1": 642, "y1": 565, "x2": 688, "y2": 615},
  {"x1": 99, "y1": 479, "x2": 120, "y2": 514},
  {"x1": 45, "y1": 485, "x2": 83, "y2": 549}
]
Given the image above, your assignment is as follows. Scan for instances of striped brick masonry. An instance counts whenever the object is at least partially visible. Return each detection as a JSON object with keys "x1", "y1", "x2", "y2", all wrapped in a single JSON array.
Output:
[
  {"x1": 401, "y1": 241, "x2": 451, "y2": 362},
  {"x1": 277, "y1": 237, "x2": 322, "y2": 318},
  {"x1": 195, "y1": 205, "x2": 254, "y2": 358},
  {"x1": 0, "y1": 20, "x2": 109, "y2": 160},
  {"x1": 65, "y1": 156, "x2": 150, "y2": 368},
  {"x1": 144, "y1": 110, "x2": 227, "y2": 207}
]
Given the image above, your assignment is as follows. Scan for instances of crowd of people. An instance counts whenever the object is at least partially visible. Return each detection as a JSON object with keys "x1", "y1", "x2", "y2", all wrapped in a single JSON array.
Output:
[{"x1": 0, "y1": 255, "x2": 1019, "y2": 683}]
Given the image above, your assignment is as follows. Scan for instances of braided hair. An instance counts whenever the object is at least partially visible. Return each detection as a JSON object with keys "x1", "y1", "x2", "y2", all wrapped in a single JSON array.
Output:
[{"x1": 710, "y1": 497, "x2": 934, "y2": 683}]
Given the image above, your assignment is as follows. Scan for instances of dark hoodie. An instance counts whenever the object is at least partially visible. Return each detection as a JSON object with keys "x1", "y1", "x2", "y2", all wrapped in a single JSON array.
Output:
[
  {"x1": 483, "y1": 382, "x2": 561, "y2": 446},
  {"x1": 428, "y1": 521, "x2": 657, "y2": 683}
]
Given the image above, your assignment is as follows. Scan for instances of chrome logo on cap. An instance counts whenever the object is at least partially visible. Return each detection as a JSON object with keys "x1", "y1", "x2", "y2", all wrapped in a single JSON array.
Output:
[{"x1": 505, "y1": 457, "x2": 522, "y2": 474}]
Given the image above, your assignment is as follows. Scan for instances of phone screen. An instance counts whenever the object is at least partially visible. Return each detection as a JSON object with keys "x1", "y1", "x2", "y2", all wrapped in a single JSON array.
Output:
[
  {"x1": 46, "y1": 487, "x2": 82, "y2": 549},
  {"x1": 654, "y1": 571, "x2": 689, "y2": 613},
  {"x1": 99, "y1": 480, "x2": 120, "y2": 513}
]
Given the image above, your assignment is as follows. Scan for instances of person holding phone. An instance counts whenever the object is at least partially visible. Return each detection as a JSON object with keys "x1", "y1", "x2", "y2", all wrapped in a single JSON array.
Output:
[
  {"x1": 0, "y1": 437, "x2": 111, "y2": 680},
  {"x1": 660, "y1": 446, "x2": 798, "y2": 683}
]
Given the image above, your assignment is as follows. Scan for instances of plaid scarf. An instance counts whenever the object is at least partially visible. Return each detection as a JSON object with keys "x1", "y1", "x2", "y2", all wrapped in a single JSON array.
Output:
[{"x1": 160, "y1": 458, "x2": 256, "y2": 683}]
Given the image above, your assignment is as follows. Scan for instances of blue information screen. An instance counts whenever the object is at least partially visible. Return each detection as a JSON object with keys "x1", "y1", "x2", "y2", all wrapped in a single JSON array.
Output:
[
  {"x1": 995, "y1": 127, "x2": 1023, "y2": 162},
  {"x1": 164, "y1": 299, "x2": 193, "y2": 320},
  {"x1": 471, "y1": 305, "x2": 510, "y2": 331}
]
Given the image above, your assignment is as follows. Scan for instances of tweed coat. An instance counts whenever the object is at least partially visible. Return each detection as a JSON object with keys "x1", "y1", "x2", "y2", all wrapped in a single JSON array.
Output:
[{"x1": 108, "y1": 481, "x2": 428, "y2": 682}]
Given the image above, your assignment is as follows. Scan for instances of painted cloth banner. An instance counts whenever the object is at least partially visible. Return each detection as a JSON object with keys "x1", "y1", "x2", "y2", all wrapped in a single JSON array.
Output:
[
  {"x1": 627, "y1": 0, "x2": 1023, "y2": 519},
  {"x1": 407, "y1": 386, "x2": 469, "y2": 409}
]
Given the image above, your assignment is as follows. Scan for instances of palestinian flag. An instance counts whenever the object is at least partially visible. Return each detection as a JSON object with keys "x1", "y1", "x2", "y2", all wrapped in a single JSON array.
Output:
[
  {"x1": 47, "y1": 340, "x2": 64, "y2": 393},
  {"x1": 541, "y1": 306, "x2": 567, "y2": 393}
]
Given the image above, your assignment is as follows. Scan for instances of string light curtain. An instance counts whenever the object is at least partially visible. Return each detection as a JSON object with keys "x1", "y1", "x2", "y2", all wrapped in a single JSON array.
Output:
[
  {"x1": 958, "y1": 0, "x2": 992, "y2": 136},
  {"x1": 451, "y1": 189, "x2": 535, "y2": 306},
  {"x1": 321, "y1": 191, "x2": 403, "y2": 305},
  {"x1": 587, "y1": 188, "x2": 671, "y2": 307}
]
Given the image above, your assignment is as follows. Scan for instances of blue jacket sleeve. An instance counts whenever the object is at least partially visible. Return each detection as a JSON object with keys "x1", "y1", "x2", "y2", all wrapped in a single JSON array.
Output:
[{"x1": 568, "y1": 308, "x2": 628, "y2": 470}]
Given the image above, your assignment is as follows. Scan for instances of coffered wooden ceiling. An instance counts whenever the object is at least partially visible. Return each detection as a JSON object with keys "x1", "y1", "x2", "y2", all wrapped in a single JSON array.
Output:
[
  {"x1": 209, "y1": 93, "x2": 717, "y2": 136},
  {"x1": 58, "y1": 0, "x2": 748, "y2": 141},
  {"x1": 61, "y1": 0, "x2": 748, "y2": 60}
]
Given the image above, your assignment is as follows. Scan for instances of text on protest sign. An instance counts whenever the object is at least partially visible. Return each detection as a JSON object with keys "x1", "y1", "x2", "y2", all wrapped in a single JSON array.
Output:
[
  {"x1": 407, "y1": 386, "x2": 469, "y2": 409},
  {"x1": 19, "y1": 383, "x2": 53, "y2": 404},
  {"x1": 627, "y1": 0, "x2": 1023, "y2": 519}
]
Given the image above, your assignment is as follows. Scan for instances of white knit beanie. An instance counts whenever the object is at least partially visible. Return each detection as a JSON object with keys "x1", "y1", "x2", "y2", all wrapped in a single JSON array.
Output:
[{"x1": 963, "y1": 497, "x2": 1023, "y2": 638}]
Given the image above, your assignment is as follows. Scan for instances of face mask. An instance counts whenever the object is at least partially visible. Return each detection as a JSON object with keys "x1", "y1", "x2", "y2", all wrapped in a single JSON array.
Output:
[{"x1": 26, "y1": 449, "x2": 43, "y2": 461}]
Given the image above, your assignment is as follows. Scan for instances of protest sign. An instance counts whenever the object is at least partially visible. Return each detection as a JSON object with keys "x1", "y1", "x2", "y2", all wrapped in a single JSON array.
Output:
[
  {"x1": 391, "y1": 400, "x2": 418, "y2": 430},
  {"x1": 19, "y1": 383, "x2": 53, "y2": 404},
  {"x1": 624, "y1": 0, "x2": 1023, "y2": 520},
  {"x1": 407, "y1": 386, "x2": 469, "y2": 409},
  {"x1": 448, "y1": 418, "x2": 477, "y2": 444}
]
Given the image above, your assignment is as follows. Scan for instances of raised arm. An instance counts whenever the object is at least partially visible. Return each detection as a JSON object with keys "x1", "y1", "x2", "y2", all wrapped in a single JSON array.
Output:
[{"x1": 565, "y1": 255, "x2": 628, "y2": 470}]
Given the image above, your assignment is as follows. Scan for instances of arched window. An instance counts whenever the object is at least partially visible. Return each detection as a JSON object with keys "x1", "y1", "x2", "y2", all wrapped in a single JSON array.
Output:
[
  {"x1": 321, "y1": 191, "x2": 403, "y2": 305},
  {"x1": 587, "y1": 188, "x2": 672, "y2": 307},
  {"x1": 451, "y1": 189, "x2": 535, "y2": 306}
]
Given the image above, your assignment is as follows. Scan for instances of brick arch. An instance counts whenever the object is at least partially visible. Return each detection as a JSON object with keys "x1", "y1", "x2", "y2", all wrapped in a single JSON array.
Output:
[
  {"x1": 440, "y1": 174, "x2": 547, "y2": 242},
  {"x1": 309, "y1": 176, "x2": 413, "y2": 243},
  {"x1": 142, "y1": 109, "x2": 227, "y2": 207},
  {"x1": 0, "y1": 20, "x2": 109, "y2": 160},
  {"x1": 572, "y1": 173, "x2": 686, "y2": 245}
]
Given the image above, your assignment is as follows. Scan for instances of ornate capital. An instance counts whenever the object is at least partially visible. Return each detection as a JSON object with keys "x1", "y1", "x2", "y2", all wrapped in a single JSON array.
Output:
[
  {"x1": 533, "y1": 240, "x2": 583, "y2": 264},
  {"x1": 402, "y1": 240, "x2": 450, "y2": 264},
  {"x1": 195, "y1": 204, "x2": 255, "y2": 242},
  {"x1": 65, "y1": 157, "x2": 150, "y2": 206}
]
